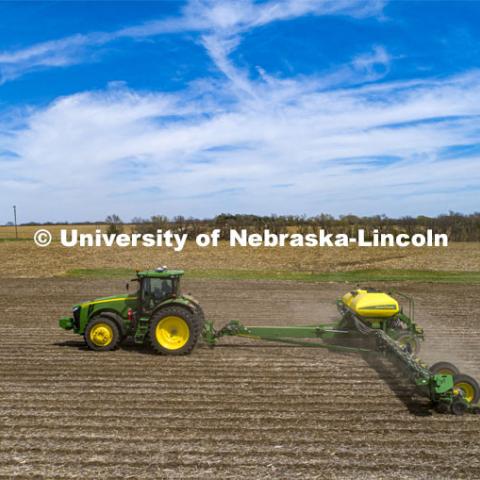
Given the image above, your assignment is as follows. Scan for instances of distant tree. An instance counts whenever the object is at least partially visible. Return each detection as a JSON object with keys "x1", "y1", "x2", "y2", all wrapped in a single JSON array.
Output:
[
  {"x1": 133, "y1": 215, "x2": 171, "y2": 235},
  {"x1": 105, "y1": 214, "x2": 124, "y2": 236}
]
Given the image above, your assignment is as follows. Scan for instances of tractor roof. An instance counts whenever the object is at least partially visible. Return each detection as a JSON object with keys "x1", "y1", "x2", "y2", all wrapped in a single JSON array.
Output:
[{"x1": 137, "y1": 268, "x2": 184, "y2": 278}]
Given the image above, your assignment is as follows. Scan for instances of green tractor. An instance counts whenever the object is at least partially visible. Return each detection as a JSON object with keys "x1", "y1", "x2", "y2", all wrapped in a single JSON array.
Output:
[{"x1": 59, "y1": 268, "x2": 204, "y2": 354}]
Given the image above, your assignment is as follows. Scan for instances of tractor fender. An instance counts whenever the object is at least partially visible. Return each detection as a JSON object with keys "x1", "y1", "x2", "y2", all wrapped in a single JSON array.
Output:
[
  {"x1": 182, "y1": 294, "x2": 201, "y2": 308},
  {"x1": 152, "y1": 299, "x2": 196, "y2": 316},
  {"x1": 90, "y1": 310, "x2": 127, "y2": 337},
  {"x1": 182, "y1": 295, "x2": 205, "y2": 317}
]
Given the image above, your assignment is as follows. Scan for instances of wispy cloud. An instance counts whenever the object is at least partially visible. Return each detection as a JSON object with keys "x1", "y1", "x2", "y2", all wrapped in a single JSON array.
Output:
[
  {"x1": 0, "y1": 0, "x2": 384, "y2": 85},
  {"x1": 0, "y1": 33, "x2": 111, "y2": 84}
]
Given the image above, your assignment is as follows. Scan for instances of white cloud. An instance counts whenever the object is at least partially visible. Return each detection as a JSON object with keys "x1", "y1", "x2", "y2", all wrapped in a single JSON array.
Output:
[{"x1": 2, "y1": 68, "x2": 480, "y2": 220}]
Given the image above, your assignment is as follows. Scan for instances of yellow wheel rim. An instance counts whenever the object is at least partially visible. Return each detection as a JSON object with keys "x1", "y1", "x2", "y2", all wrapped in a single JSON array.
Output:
[
  {"x1": 454, "y1": 382, "x2": 476, "y2": 403},
  {"x1": 437, "y1": 368, "x2": 455, "y2": 375},
  {"x1": 155, "y1": 316, "x2": 190, "y2": 350},
  {"x1": 89, "y1": 323, "x2": 113, "y2": 347},
  {"x1": 398, "y1": 336, "x2": 416, "y2": 352}
]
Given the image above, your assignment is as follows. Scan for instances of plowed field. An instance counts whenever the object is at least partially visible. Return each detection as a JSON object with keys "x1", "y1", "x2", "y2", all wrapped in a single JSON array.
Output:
[{"x1": 1, "y1": 278, "x2": 479, "y2": 479}]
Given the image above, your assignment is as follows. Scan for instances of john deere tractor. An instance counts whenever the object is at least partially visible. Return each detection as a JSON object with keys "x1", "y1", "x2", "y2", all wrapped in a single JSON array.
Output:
[{"x1": 59, "y1": 268, "x2": 204, "y2": 354}]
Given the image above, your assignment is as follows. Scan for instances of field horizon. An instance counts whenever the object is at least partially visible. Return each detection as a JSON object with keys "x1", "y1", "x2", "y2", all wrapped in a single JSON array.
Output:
[{"x1": 0, "y1": 231, "x2": 479, "y2": 282}]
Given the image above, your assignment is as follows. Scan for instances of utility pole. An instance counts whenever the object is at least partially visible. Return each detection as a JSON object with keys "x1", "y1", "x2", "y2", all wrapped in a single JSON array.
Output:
[{"x1": 13, "y1": 205, "x2": 18, "y2": 240}]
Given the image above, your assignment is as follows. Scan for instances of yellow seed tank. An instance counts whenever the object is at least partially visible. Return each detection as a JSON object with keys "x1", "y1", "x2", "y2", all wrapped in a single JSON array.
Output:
[{"x1": 342, "y1": 289, "x2": 399, "y2": 318}]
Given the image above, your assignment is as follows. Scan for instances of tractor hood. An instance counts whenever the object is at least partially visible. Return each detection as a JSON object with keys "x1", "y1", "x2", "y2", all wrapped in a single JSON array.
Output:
[{"x1": 82, "y1": 294, "x2": 137, "y2": 307}]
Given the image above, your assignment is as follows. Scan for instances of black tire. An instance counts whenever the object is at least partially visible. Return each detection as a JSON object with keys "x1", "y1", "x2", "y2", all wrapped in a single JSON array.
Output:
[
  {"x1": 149, "y1": 306, "x2": 200, "y2": 355},
  {"x1": 429, "y1": 361, "x2": 460, "y2": 376},
  {"x1": 195, "y1": 305, "x2": 206, "y2": 339},
  {"x1": 453, "y1": 373, "x2": 480, "y2": 404},
  {"x1": 84, "y1": 316, "x2": 120, "y2": 352},
  {"x1": 435, "y1": 402, "x2": 451, "y2": 414},
  {"x1": 451, "y1": 399, "x2": 469, "y2": 416},
  {"x1": 395, "y1": 332, "x2": 421, "y2": 355}
]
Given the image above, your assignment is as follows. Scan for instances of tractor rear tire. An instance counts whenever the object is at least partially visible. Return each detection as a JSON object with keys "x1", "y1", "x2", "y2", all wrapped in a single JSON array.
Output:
[
  {"x1": 453, "y1": 373, "x2": 480, "y2": 405},
  {"x1": 149, "y1": 306, "x2": 200, "y2": 355},
  {"x1": 85, "y1": 317, "x2": 120, "y2": 352},
  {"x1": 196, "y1": 305, "x2": 206, "y2": 339},
  {"x1": 429, "y1": 361, "x2": 460, "y2": 376}
]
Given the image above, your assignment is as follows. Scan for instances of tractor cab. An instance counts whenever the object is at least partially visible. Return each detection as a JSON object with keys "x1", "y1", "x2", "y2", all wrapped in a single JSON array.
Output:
[{"x1": 135, "y1": 267, "x2": 183, "y2": 314}]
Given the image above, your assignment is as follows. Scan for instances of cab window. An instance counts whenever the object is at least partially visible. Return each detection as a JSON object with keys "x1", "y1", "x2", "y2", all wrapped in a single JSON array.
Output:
[
  {"x1": 151, "y1": 278, "x2": 173, "y2": 300},
  {"x1": 142, "y1": 278, "x2": 173, "y2": 310}
]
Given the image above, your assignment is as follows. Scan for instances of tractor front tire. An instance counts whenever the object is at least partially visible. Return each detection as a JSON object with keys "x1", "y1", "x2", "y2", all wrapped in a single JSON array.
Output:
[
  {"x1": 85, "y1": 317, "x2": 120, "y2": 352},
  {"x1": 149, "y1": 306, "x2": 200, "y2": 355}
]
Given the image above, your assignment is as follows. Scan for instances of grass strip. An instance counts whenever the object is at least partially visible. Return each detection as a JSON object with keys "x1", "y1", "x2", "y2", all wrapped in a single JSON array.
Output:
[
  {"x1": 64, "y1": 268, "x2": 480, "y2": 284},
  {"x1": 0, "y1": 237, "x2": 31, "y2": 242}
]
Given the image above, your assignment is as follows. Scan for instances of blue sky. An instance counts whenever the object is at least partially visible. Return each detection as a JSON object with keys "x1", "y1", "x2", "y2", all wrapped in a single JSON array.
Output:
[{"x1": 1, "y1": 0, "x2": 480, "y2": 222}]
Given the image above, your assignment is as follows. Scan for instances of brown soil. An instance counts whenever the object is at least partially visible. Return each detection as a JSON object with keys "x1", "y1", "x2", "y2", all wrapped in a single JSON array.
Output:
[{"x1": 0, "y1": 278, "x2": 479, "y2": 479}]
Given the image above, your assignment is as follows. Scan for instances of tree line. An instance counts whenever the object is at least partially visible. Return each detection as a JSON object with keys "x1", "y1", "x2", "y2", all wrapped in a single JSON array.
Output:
[{"x1": 101, "y1": 212, "x2": 480, "y2": 242}]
